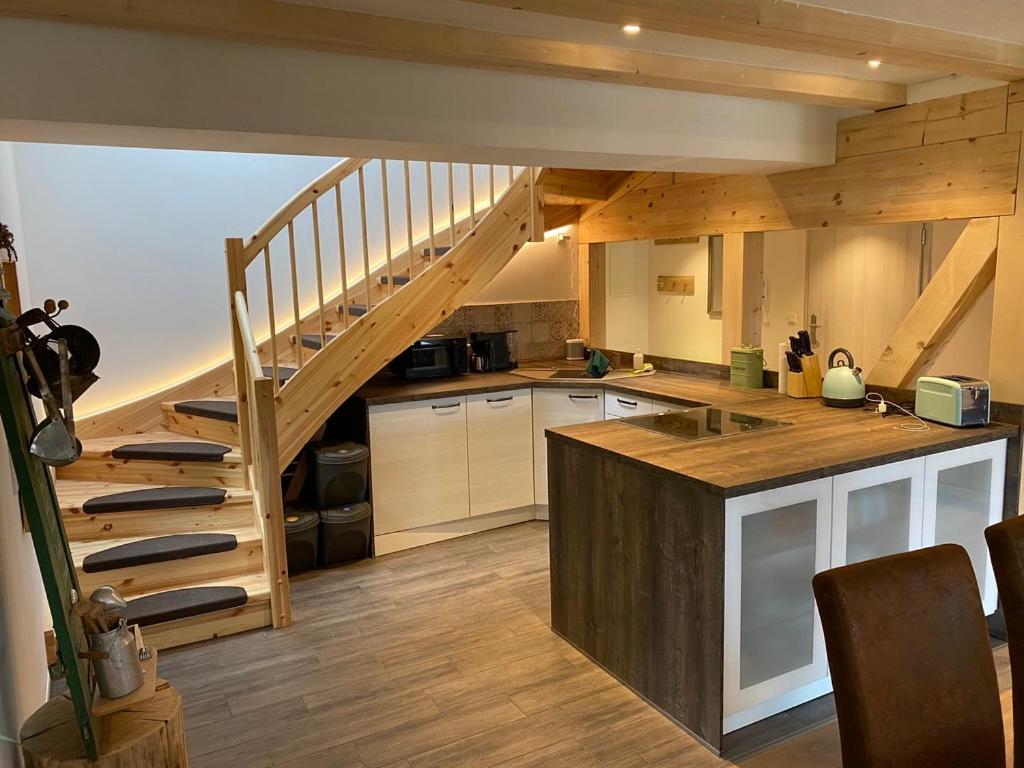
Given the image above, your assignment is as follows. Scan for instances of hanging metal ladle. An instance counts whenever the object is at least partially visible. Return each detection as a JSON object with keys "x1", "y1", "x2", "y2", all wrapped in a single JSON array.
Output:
[{"x1": 25, "y1": 337, "x2": 82, "y2": 466}]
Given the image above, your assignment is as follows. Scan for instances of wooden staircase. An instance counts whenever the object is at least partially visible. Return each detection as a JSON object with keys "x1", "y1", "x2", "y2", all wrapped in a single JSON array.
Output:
[
  {"x1": 55, "y1": 426, "x2": 271, "y2": 649},
  {"x1": 61, "y1": 159, "x2": 546, "y2": 648}
]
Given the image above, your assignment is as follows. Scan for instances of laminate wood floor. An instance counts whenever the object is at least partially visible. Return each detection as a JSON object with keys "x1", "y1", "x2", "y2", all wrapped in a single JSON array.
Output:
[{"x1": 160, "y1": 522, "x2": 1014, "y2": 767}]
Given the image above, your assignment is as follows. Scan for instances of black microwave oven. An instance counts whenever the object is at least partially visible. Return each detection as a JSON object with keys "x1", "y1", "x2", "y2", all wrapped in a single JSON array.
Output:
[{"x1": 389, "y1": 336, "x2": 469, "y2": 380}]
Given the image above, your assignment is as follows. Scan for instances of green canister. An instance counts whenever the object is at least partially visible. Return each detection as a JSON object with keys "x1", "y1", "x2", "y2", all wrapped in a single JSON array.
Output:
[{"x1": 730, "y1": 345, "x2": 765, "y2": 389}]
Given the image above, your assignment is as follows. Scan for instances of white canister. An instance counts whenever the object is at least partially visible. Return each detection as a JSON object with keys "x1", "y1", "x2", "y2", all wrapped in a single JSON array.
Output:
[
  {"x1": 633, "y1": 348, "x2": 644, "y2": 371},
  {"x1": 565, "y1": 339, "x2": 585, "y2": 360}
]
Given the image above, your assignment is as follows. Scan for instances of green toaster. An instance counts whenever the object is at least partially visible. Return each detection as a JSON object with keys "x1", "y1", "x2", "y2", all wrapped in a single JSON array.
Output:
[{"x1": 915, "y1": 375, "x2": 990, "y2": 427}]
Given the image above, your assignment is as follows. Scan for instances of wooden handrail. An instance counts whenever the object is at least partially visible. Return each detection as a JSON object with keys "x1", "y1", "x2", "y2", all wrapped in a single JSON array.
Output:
[
  {"x1": 243, "y1": 157, "x2": 369, "y2": 265},
  {"x1": 233, "y1": 291, "x2": 263, "y2": 378}
]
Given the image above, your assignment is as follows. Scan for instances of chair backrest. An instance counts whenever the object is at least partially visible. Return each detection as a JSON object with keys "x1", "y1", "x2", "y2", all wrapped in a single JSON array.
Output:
[
  {"x1": 812, "y1": 544, "x2": 1004, "y2": 768},
  {"x1": 986, "y1": 515, "x2": 1024, "y2": 768}
]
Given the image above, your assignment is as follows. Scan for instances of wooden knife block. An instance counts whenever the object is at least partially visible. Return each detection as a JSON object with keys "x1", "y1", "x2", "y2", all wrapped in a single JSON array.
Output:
[{"x1": 787, "y1": 354, "x2": 822, "y2": 399}]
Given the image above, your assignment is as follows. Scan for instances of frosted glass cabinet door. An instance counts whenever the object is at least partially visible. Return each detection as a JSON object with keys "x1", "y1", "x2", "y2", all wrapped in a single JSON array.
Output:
[
  {"x1": 723, "y1": 478, "x2": 833, "y2": 733},
  {"x1": 923, "y1": 440, "x2": 1006, "y2": 615},
  {"x1": 832, "y1": 458, "x2": 925, "y2": 568}
]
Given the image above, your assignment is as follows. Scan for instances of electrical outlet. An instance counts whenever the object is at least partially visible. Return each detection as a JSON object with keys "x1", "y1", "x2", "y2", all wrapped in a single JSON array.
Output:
[{"x1": 786, "y1": 313, "x2": 798, "y2": 325}]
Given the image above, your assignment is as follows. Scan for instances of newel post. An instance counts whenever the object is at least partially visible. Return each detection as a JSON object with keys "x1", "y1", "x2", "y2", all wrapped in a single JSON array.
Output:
[{"x1": 225, "y1": 237, "x2": 253, "y2": 484}]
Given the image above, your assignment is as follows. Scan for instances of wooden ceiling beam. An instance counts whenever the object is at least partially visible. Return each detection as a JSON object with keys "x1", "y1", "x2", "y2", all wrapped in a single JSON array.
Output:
[
  {"x1": 463, "y1": 0, "x2": 1024, "y2": 81},
  {"x1": 580, "y1": 171, "x2": 654, "y2": 222},
  {"x1": 543, "y1": 169, "x2": 615, "y2": 205},
  {"x1": 0, "y1": 0, "x2": 905, "y2": 109}
]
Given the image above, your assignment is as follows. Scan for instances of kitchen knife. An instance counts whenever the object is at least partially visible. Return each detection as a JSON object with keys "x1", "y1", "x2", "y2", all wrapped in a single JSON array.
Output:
[
  {"x1": 789, "y1": 336, "x2": 802, "y2": 357},
  {"x1": 785, "y1": 351, "x2": 803, "y2": 372},
  {"x1": 798, "y1": 330, "x2": 812, "y2": 355}
]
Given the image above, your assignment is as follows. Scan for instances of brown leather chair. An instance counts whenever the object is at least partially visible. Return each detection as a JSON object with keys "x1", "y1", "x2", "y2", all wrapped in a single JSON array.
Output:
[
  {"x1": 986, "y1": 515, "x2": 1024, "y2": 768},
  {"x1": 812, "y1": 544, "x2": 1004, "y2": 768}
]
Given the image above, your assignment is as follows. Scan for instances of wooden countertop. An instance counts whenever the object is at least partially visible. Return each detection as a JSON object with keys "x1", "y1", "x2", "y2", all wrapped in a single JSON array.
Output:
[{"x1": 354, "y1": 364, "x2": 1015, "y2": 496}]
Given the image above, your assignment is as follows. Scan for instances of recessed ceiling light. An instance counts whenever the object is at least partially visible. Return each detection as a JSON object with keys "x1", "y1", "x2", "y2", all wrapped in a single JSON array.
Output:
[
  {"x1": 867, "y1": 59, "x2": 882, "y2": 69},
  {"x1": 622, "y1": 23, "x2": 641, "y2": 34}
]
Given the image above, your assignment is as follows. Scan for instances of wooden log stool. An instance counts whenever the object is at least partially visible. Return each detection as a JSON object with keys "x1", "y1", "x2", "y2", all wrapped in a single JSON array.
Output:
[{"x1": 20, "y1": 681, "x2": 187, "y2": 767}]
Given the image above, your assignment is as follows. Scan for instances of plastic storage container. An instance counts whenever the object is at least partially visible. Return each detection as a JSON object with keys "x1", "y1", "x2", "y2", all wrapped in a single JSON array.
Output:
[
  {"x1": 319, "y1": 502, "x2": 372, "y2": 567},
  {"x1": 730, "y1": 345, "x2": 765, "y2": 389},
  {"x1": 308, "y1": 442, "x2": 369, "y2": 508},
  {"x1": 283, "y1": 508, "x2": 320, "y2": 574}
]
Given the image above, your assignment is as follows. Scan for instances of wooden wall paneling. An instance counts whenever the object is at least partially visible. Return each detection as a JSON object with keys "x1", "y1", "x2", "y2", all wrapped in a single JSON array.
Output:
[
  {"x1": 836, "y1": 86, "x2": 1009, "y2": 159},
  {"x1": 578, "y1": 133, "x2": 1020, "y2": 244},
  {"x1": 1009, "y1": 80, "x2": 1024, "y2": 104},
  {"x1": 721, "y1": 232, "x2": 763, "y2": 363},
  {"x1": 988, "y1": 100, "x2": 1024, "y2": 404},
  {"x1": 579, "y1": 171, "x2": 654, "y2": 223},
  {"x1": 869, "y1": 218, "x2": 999, "y2": 388},
  {"x1": 543, "y1": 169, "x2": 611, "y2": 205},
  {"x1": 542, "y1": 204, "x2": 580, "y2": 231},
  {"x1": 588, "y1": 243, "x2": 607, "y2": 348}
]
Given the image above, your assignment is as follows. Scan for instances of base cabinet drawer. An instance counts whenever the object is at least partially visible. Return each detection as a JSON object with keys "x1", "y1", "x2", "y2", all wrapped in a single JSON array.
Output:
[
  {"x1": 604, "y1": 392, "x2": 654, "y2": 419},
  {"x1": 368, "y1": 397, "x2": 469, "y2": 534},
  {"x1": 533, "y1": 389, "x2": 605, "y2": 504},
  {"x1": 467, "y1": 389, "x2": 534, "y2": 516}
]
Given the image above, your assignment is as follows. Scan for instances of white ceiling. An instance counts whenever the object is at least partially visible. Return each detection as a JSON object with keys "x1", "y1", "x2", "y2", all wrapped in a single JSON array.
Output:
[{"x1": 293, "y1": 0, "x2": 1018, "y2": 85}]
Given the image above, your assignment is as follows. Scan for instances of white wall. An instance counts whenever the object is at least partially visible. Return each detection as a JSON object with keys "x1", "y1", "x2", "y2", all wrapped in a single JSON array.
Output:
[
  {"x1": 647, "y1": 238, "x2": 722, "y2": 363},
  {"x1": 0, "y1": 144, "x2": 49, "y2": 768},
  {"x1": 762, "y1": 230, "x2": 808, "y2": 371},
  {"x1": 0, "y1": 19, "x2": 841, "y2": 174},
  {"x1": 604, "y1": 241, "x2": 650, "y2": 353},
  {"x1": 469, "y1": 226, "x2": 577, "y2": 306}
]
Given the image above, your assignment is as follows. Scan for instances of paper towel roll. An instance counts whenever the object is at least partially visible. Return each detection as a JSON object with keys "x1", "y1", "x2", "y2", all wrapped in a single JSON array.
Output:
[{"x1": 778, "y1": 342, "x2": 789, "y2": 395}]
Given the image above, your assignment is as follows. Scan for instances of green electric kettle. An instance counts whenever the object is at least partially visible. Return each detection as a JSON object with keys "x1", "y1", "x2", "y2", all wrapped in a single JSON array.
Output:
[{"x1": 822, "y1": 348, "x2": 866, "y2": 408}]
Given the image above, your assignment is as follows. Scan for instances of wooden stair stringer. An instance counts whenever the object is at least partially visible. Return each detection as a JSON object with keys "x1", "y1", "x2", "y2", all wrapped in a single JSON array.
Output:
[{"x1": 274, "y1": 170, "x2": 541, "y2": 467}]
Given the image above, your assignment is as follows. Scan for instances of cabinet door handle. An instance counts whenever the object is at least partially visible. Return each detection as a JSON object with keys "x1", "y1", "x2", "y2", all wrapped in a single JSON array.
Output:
[
  {"x1": 486, "y1": 396, "x2": 514, "y2": 404},
  {"x1": 617, "y1": 398, "x2": 638, "y2": 408},
  {"x1": 568, "y1": 394, "x2": 598, "y2": 401},
  {"x1": 431, "y1": 403, "x2": 461, "y2": 411}
]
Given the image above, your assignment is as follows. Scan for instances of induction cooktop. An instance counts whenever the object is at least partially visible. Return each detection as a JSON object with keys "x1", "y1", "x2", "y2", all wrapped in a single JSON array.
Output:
[{"x1": 622, "y1": 407, "x2": 789, "y2": 442}]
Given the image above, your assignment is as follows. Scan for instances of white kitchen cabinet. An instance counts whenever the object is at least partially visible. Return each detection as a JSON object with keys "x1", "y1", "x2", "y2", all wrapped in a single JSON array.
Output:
[
  {"x1": 724, "y1": 478, "x2": 833, "y2": 733},
  {"x1": 368, "y1": 397, "x2": 470, "y2": 535},
  {"x1": 533, "y1": 389, "x2": 605, "y2": 506},
  {"x1": 923, "y1": 440, "x2": 1006, "y2": 615},
  {"x1": 604, "y1": 391, "x2": 654, "y2": 419},
  {"x1": 467, "y1": 389, "x2": 534, "y2": 516},
  {"x1": 831, "y1": 458, "x2": 925, "y2": 568}
]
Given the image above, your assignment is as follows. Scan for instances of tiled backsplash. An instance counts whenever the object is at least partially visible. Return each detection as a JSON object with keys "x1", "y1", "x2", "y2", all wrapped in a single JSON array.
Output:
[{"x1": 431, "y1": 300, "x2": 580, "y2": 361}]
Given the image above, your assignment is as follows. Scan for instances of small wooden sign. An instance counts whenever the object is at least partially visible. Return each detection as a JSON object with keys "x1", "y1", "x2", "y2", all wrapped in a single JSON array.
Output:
[{"x1": 656, "y1": 275, "x2": 695, "y2": 295}]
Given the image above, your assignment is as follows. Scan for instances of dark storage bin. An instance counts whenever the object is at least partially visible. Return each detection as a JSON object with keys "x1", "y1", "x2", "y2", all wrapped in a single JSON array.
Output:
[
  {"x1": 309, "y1": 442, "x2": 369, "y2": 508},
  {"x1": 319, "y1": 502, "x2": 372, "y2": 567},
  {"x1": 283, "y1": 508, "x2": 319, "y2": 574}
]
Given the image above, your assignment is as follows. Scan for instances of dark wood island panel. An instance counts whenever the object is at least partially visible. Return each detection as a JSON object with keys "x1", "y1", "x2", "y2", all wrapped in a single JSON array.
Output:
[{"x1": 547, "y1": 437, "x2": 728, "y2": 752}]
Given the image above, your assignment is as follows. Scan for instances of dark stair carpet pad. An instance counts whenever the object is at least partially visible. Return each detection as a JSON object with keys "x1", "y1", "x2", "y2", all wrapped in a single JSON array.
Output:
[
  {"x1": 422, "y1": 246, "x2": 451, "y2": 258},
  {"x1": 82, "y1": 486, "x2": 227, "y2": 514},
  {"x1": 262, "y1": 365, "x2": 298, "y2": 384},
  {"x1": 173, "y1": 400, "x2": 238, "y2": 423},
  {"x1": 300, "y1": 334, "x2": 337, "y2": 351},
  {"x1": 82, "y1": 533, "x2": 238, "y2": 573},
  {"x1": 110, "y1": 442, "x2": 231, "y2": 462},
  {"x1": 124, "y1": 586, "x2": 248, "y2": 626},
  {"x1": 378, "y1": 275, "x2": 411, "y2": 285},
  {"x1": 346, "y1": 304, "x2": 370, "y2": 317}
]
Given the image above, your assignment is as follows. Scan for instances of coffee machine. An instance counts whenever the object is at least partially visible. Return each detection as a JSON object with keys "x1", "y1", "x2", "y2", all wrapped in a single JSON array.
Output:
[{"x1": 470, "y1": 331, "x2": 518, "y2": 371}]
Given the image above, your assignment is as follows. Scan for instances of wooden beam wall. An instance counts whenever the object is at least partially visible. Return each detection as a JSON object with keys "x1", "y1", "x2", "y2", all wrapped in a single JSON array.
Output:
[
  {"x1": 0, "y1": 0, "x2": 906, "y2": 109},
  {"x1": 868, "y1": 218, "x2": 999, "y2": 389},
  {"x1": 989, "y1": 83, "x2": 1024, "y2": 404},
  {"x1": 579, "y1": 133, "x2": 1020, "y2": 243},
  {"x1": 721, "y1": 233, "x2": 763, "y2": 364}
]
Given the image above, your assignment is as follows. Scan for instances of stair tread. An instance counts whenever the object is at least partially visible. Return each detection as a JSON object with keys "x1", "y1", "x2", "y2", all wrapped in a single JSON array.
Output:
[
  {"x1": 57, "y1": 480, "x2": 250, "y2": 513},
  {"x1": 262, "y1": 365, "x2": 298, "y2": 384},
  {"x1": 128, "y1": 570, "x2": 269, "y2": 602},
  {"x1": 73, "y1": 525, "x2": 258, "y2": 565},
  {"x1": 300, "y1": 333, "x2": 338, "y2": 351},
  {"x1": 78, "y1": 432, "x2": 243, "y2": 461},
  {"x1": 81, "y1": 532, "x2": 240, "y2": 573},
  {"x1": 125, "y1": 585, "x2": 250, "y2": 627},
  {"x1": 171, "y1": 400, "x2": 239, "y2": 423},
  {"x1": 81, "y1": 486, "x2": 229, "y2": 515},
  {"x1": 110, "y1": 441, "x2": 232, "y2": 463}
]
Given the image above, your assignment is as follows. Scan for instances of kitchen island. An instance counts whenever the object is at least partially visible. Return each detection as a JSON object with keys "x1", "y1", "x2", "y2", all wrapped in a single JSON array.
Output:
[{"x1": 545, "y1": 387, "x2": 1015, "y2": 755}]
